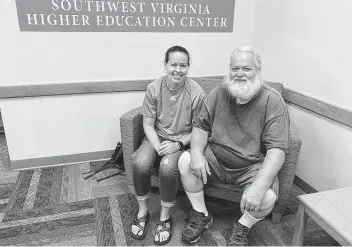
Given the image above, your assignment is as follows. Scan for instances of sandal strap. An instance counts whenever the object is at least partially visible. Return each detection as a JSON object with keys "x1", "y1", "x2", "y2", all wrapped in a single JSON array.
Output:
[
  {"x1": 156, "y1": 218, "x2": 172, "y2": 234},
  {"x1": 132, "y1": 212, "x2": 149, "y2": 230},
  {"x1": 132, "y1": 224, "x2": 144, "y2": 235},
  {"x1": 135, "y1": 212, "x2": 149, "y2": 223}
]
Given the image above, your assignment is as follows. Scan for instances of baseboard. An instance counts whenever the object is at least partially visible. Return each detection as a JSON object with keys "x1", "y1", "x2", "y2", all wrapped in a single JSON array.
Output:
[
  {"x1": 11, "y1": 150, "x2": 114, "y2": 169},
  {"x1": 293, "y1": 175, "x2": 318, "y2": 194}
]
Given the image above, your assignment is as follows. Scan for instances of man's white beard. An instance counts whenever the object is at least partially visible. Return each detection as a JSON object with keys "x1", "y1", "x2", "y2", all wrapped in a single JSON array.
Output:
[{"x1": 225, "y1": 75, "x2": 263, "y2": 104}]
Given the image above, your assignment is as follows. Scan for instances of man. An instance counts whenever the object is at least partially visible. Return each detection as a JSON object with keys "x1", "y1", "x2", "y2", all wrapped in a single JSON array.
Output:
[{"x1": 178, "y1": 46, "x2": 290, "y2": 246}]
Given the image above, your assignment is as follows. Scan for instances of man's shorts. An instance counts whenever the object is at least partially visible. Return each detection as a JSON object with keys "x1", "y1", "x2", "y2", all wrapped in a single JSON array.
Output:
[{"x1": 202, "y1": 144, "x2": 279, "y2": 198}]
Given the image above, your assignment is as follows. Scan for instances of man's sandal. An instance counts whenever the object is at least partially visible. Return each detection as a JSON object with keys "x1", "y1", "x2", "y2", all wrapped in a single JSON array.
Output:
[
  {"x1": 154, "y1": 218, "x2": 173, "y2": 246},
  {"x1": 130, "y1": 212, "x2": 150, "y2": 240}
]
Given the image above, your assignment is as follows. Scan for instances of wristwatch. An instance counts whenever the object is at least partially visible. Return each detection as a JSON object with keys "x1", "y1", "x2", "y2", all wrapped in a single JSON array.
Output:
[{"x1": 177, "y1": 141, "x2": 185, "y2": 150}]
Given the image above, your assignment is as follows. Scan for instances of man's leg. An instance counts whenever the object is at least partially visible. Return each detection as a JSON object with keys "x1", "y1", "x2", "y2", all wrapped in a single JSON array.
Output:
[
  {"x1": 240, "y1": 188, "x2": 277, "y2": 225},
  {"x1": 228, "y1": 189, "x2": 276, "y2": 246},
  {"x1": 228, "y1": 171, "x2": 279, "y2": 246},
  {"x1": 178, "y1": 151, "x2": 209, "y2": 215},
  {"x1": 178, "y1": 151, "x2": 214, "y2": 244}
]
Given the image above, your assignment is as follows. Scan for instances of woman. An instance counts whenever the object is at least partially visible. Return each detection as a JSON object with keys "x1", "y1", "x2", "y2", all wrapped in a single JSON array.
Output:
[{"x1": 130, "y1": 45, "x2": 206, "y2": 245}]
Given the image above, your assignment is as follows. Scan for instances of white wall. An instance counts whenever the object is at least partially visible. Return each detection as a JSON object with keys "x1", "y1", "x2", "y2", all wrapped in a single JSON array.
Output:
[
  {"x1": 288, "y1": 105, "x2": 352, "y2": 191},
  {"x1": 0, "y1": 1, "x2": 17, "y2": 86},
  {"x1": 1, "y1": 92, "x2": 144, "y2": 159},
  {"x1": 0, "y1": 0, "x2": 256, "y2": 163},
  {"x1": 253, "y1": 0, "x2": 352, "y2": 190},
  {"x1": 4, "y1": 0, "x2": 256, "y2": 85}
]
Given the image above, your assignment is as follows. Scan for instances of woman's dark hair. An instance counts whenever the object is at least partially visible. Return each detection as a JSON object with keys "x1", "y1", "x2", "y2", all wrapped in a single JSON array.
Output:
[{"x1": 164, "y1": 45, "x2": 190, "y2": 66}]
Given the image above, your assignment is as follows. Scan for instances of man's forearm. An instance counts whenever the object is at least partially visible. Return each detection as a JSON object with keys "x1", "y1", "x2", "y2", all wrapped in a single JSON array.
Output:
[
  {"x1": 190, "y1": 127, "x2": 209, "y2": 155},
  {"x1": 179, "y1": 133, "x2": 191, "y2": 146},
  {"x1": 143, "y1": 124, "x2": 161, "y2": 150},
  {"x1": 252, "y1": 148, "x2": 285, "y2": 191}
]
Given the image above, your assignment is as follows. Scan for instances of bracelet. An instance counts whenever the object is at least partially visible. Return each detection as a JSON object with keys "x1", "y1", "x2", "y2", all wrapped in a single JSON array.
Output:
[{"x1": 177, "y1": 141, "x2": 184, "y2": 150}]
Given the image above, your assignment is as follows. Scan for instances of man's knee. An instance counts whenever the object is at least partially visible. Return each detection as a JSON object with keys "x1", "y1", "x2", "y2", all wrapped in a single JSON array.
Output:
[
  {"x1": 260, "y1": 189, "x2": 277, "y2": 211},
  {"x1": 178, "y1": 151, "x2": 192, "y2": 175}
]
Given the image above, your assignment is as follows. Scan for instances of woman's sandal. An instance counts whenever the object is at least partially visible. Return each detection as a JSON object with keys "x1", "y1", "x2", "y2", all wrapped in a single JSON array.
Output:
[
  {"x1": 154, "y1": 217, "x2": 173, "y2": 246},
  {"x1": 130, "y1": 212, "x2": 150, "y2": 240}
]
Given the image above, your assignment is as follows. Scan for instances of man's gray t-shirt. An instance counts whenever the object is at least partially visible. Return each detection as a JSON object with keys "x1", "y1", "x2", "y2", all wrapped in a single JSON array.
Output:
[
  {"x1": 141, "y1": 76, "x2": 206, "y2": 142},
  {"x1": 193, "y1": 83, "x2": 290, "y2": 168}
]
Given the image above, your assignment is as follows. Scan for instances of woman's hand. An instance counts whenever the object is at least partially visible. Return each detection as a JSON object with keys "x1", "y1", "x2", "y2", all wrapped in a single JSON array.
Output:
[{"x1": 158, "y1": 141, "x2": 180, "y2": 156}]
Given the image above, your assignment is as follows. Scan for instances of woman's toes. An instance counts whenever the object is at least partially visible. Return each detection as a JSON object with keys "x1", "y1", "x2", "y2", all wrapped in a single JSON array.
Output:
[
  {"x1": 160, "y1": 231, "x2": 169, "y2": 241},
  {"x1": 131, "y1": 225, "x2": 138, "y2": 235},
  {"x1": 165, "y1": 232, "x2": 170, "y2": 241}
]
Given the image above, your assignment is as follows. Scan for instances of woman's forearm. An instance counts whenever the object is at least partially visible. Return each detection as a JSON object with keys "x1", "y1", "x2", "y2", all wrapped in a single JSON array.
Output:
[{"x1": 143, "y1": 124, "x2": 161, "y2": 151}]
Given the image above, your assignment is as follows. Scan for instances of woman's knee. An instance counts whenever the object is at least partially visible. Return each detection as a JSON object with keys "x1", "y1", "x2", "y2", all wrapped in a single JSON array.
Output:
[
  {"x1": 132, "y1": 149, "x2": 154, "y2": 173},
  {"x1": 178, "y1": 151, "x2": 192, "y2": 175},
  {"x1": 159, "y1": 155, "x2": 179, "y2": 177}
]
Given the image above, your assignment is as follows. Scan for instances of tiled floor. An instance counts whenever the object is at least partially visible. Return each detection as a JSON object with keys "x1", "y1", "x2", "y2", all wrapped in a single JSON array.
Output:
[{"x1": 0, "y1": 161, "x2": 130, "y2": 246}]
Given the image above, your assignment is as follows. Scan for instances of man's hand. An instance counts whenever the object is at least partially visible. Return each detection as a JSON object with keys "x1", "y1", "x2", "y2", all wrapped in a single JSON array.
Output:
[
  {"x1": 158, "y1": 141, "x2": 179, "y2": 156},
  {"x1": 240, "y1": 184, "x2": 266, "y2": 213},
  {"x1": 191, "y1": 152, "x2": 211, "y2": 184}
]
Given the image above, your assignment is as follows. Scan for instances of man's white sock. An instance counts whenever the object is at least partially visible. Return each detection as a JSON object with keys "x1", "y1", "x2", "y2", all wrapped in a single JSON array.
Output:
[
  {"x1": 186, "y1": 190, "x2": 209, "y2": 216},
  {"x1": 238, "y1": 210, "x2": 264, "y2": 228}
]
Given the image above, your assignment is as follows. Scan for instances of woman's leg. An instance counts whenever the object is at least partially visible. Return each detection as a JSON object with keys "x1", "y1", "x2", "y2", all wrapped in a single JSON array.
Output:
[
  {"x1": 159, "y1": 151, "x2": 182, "y2": 216},
  {"x1": 131, "y1": 138, "x2": 157, "y2": 236},
  {"x1": 154, "y1": 150, "x2": 182, "y2": 243}
]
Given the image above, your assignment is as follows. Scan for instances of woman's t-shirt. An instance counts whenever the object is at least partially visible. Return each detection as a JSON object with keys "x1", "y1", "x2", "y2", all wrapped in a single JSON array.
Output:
[{"x1": 141, "y1": 75, "x2": 206, "y2": 141}]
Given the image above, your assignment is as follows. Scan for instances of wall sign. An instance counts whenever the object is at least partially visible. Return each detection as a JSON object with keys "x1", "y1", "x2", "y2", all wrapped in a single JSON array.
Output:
[{"x1": 15, "y1": 0, "x2": 235, "y2": 32}]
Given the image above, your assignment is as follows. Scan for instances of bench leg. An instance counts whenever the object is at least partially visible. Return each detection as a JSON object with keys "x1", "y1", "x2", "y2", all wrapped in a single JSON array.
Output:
[
  {"x1": 272, "y1": 212, "x2": 282, "y2": 223},
  {"x1": 292, "y1": 202, "x2": 308, "y2": 246}
]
